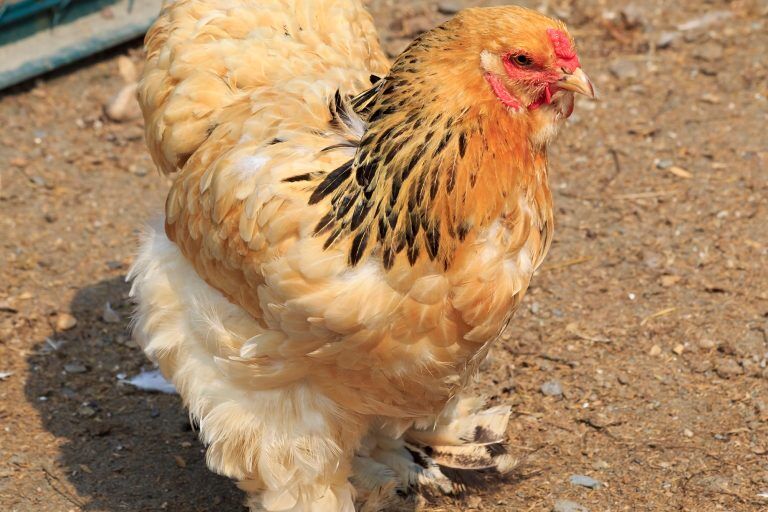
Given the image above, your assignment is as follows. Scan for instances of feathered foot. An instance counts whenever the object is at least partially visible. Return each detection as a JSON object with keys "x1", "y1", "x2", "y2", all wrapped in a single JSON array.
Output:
[{"x1": 356, "y1": 397, "x2": 517, "y2": 508}]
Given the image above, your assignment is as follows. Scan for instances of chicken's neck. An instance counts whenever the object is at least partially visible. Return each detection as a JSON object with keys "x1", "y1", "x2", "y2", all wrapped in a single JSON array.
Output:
[{"x1": 309, "y1": 73, "x2": 551, "y2": 271}]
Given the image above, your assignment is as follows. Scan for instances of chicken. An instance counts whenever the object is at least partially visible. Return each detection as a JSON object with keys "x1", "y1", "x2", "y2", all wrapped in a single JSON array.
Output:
[{"x1": 128, "y1": 1, "x2": 594, "y2": 510}]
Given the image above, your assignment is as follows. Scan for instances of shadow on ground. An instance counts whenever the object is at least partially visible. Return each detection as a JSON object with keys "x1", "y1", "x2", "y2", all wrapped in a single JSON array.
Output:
[
  {"x1": 22, "y1": 276, "x2": 524, "y2": 511},
  {"x1": 24, "y1": 276, "x2": 243, "y2": 511}
]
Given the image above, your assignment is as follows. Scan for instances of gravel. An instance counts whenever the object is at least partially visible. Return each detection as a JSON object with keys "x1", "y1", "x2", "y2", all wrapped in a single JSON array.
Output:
[
  {"x1": 553, "y1": 500, "x2": 590, "y2": 512},
  {"x1": 541, "y1": 380, "x2": 564, "y2": 397},
  {"x1": 570, "y1": 474, "x2": 603, "y2": 489},
  {"x1": 56, "y1": 313, "x2": 77, "y2": 331}
]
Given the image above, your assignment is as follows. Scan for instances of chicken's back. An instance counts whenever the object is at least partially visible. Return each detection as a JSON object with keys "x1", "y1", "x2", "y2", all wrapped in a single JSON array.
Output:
[{"x1": 139, "y1": 0, "x2": 389, "y2": 175}]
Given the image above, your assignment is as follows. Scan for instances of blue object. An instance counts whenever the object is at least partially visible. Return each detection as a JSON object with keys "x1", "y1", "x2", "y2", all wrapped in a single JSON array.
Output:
[{"x1": 0, "y1": 0, "x2": 161, "y2": 90}]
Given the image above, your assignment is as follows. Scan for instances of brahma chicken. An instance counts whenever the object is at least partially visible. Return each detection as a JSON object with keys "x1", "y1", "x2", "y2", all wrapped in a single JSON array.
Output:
[{"x1": 128, "y1": 0, "x2": 594, "y2": 510}]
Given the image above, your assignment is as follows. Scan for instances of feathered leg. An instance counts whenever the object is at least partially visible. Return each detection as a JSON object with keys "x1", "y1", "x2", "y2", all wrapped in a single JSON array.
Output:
[
  {"x1": 129, "y1": 226, "x2": 368, "y2": 512},
  {"x1": 355, "y1": 396, "x2": 517, "y2": 504}
]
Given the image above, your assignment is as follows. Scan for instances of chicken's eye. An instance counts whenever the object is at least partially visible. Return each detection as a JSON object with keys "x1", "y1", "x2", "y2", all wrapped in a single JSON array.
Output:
[{"x1": 510, "y1": 54, "x2": 533, "y2": 67}]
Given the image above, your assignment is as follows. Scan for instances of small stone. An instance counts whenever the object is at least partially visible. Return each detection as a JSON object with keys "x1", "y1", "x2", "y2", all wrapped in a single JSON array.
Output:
[
  {"x1": 541, "y1": 380, "x2": 563, "y2": 397},
  {"x1": 657, "y1": 31, "x2": 678, "y2": 49},
  {"x1": 553, "y1": 499, "x2": 590, "y2": 512},
  {"x1": 715, "y1": 358, "x2": 743, "y2": 378},
  {"x1": 102, "y1": 302, "x2": 121, "y2": 324},
  {"x1": 693, "y1": 42, "x2": 724, "y2": 62},
  {"x1": 56, "y1": 313, "x2": 77, "y2": 331},
  {"x1": 64, "y1": 363, "x2": 88, "y2": 374},
  {"x1": 570, "y1": 474, "x2": 603, "y2": 489},
  {"x1": 689, "y1": 358, "x2": 713, "y2": 373},
  {"x1": 105, "y1": 83, "x2": 141, "y2": 122},
  {"x1": 683, "y1": 428, "x2": 694, "y2": 438},
  {"x1": 660, "y1": 275, "x2": 681, "y2": 287},
  {"x1": 673, "y1": 344, "x2": 685, "y2": 355},
  {"x1": 655, "y1": 158, "x2": 674, "y2": 170},
  {"x1": 668, "y1": 166, "x2": 693, "y2": 179},
  {"x1": 698, "y1": 338, "x2": 719, "y2": 350},
  {"x1": 437, "y1": 1, "x2": 461, "y2": 14},
  {"x1": 649, "y1": 345, "x2": 662, "y2": 356},
  {"x1": 130, "y1": 165, "x2": 148, "y2": 177},
  {"x1": 106, "y1": 261, "x2": 124, "y2": 271},
  {"x1": 608, "y1": 59, "x2": 639, "y2": 80},
  {"x1": 77, "y1": 404, "x2": 96, "y2": 417}
]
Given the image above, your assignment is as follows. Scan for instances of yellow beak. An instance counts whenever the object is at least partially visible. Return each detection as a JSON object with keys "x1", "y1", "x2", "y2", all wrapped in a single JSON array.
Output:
[{"x1": 558, "y1": 67, "x2": 596, "y2": 98}]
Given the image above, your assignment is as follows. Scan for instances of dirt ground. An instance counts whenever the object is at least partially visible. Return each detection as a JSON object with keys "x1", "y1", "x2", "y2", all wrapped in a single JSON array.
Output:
[{"x1": 1, "y1": 0, "x2": 767, "y2": 511}]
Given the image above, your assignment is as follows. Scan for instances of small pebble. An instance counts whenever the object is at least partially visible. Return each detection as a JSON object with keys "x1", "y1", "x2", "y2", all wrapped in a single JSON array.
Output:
[
  {"x1": 56, "y1": 313, "x2": 77, "y2": 331},
  {"x1": 698, "y1": 338, "x2": 719, "y2": 349},
  {"x1": 105, "y1": 83, "x2": 141, "y2": 122},
  {"x1": 715, "y1": 358, "x2": 743, "y2": 379},
  {"x1": 541, "y1": 380, "x2": 564, "y2": 397},
  {"x1": 649, "y1": 345, "x2": 662, "y2": 356},
  {"x1": 64, "y1": 363, "x2": 88, "y2": 374},
  {"x1": 570, "y1": 474, "x2": 603, "y2": 489},
  {"x1": 693, "y1": 42, "x2": 724, "y2": 62},
  {"x1": 103, "y1": 302, "x2": 121, "y2": 324},
  {"x1": 437, "y1": 1, "x2": 461, "y2": 14},
  {"x1": 553, "y1": 499, "x2": 590, "y2": 512},
  {"x1": 683, "y1": 429, "x2": 694, "y2": 438},
  {"x1": 130, "y1": 165, "x2": 149, "y2": 177},
  {"x1": 673, "y1": 344, "x2": 685, "y2": 355},
  {"x1": 656, "y1": 31, "x2": 678, "y2": 49},
  {"x1": 660, "y1": 275, "x2": 681, "y2": 287},
  {"x1": 77, "y1": 404, "x2": 96, "y2": 417}
]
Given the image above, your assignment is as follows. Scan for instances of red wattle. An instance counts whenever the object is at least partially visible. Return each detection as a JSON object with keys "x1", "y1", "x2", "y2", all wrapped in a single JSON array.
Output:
[{"x1": 484, "y1": 72, "x2": 522, "y2": 110}]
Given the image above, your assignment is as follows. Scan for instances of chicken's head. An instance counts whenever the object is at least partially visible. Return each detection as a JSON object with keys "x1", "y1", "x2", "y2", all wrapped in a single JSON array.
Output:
[
  {"x1": 473, "y1": 9, "x2": 594, "y2": 114},
  {"x1": 399, "y1": 6, "x2": 595, "y2": 145}
]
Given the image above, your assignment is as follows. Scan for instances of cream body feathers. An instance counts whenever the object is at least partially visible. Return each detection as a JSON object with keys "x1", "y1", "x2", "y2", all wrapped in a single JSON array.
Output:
[{"x1": 131, "y1": 1, "x2": 557, "y2": 510}]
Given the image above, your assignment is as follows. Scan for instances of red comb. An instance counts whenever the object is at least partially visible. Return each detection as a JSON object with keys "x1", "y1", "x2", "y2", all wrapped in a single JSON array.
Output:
[{"x1": 547, "y1": 28, "x2": 580, "y2": 72}]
